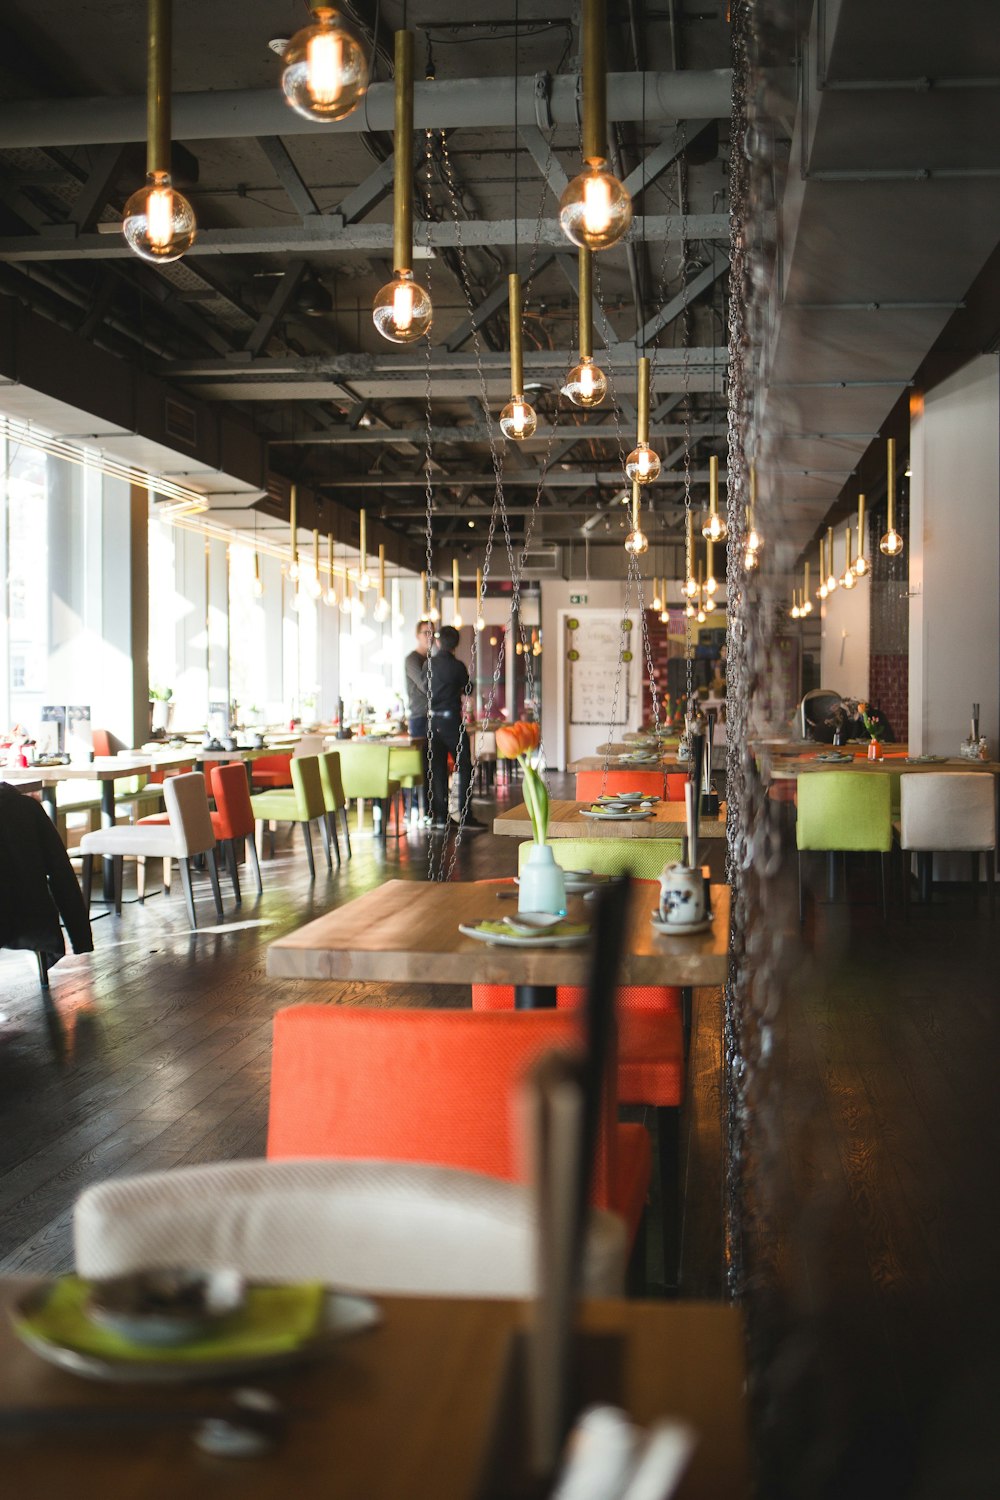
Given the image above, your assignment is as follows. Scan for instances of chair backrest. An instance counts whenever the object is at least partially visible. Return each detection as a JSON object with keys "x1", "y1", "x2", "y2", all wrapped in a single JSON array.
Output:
[
  {"x1": 575, "y1": 769, "x2": 687, "y2": 802},
  {"x1": 798, "y1": 688, "x2": 843, "y2": 742},
  {"x1": 208, "y1": 762, "x2": 256, "y2": 840},
  {"x1": 318, "y1": 750, "x2": 346, "y2": 812},
  {"x1": 900, "y1": 773, "x2": 997, "y2": 852},
  {"x1": 163, "y1": 772, "x2": 216, "y2": 856},
  {"x1": 388, "y1": 745, "x2": 423, "y2": 786},
  {"x1": 519, "y1": 837, "x2": 684, "y2": 880},
  {"x1": 795, "y1": 771, "x2": 892, "y2": 852},
  {"x1": 293, "y1": 734, "x2": 327, "y2": 759},
  {"x1": 267, "y1": 1006, "x2": 620, "y2": 1212},
  {"x1": 251, "y1": 753, "x2": 292, "y2": 777},
  {"x1": 72, "y1": 1158, "x2": 626, "y2": 1298},
  {"x1": 336, "y1": 742, "x2": 393, "y2": 799},
  {"x1": 290, "y1": 755, "x2": 326, "y2": 820}
]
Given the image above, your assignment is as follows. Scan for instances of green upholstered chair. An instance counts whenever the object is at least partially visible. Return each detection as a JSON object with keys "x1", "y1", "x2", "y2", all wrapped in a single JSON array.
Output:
[
  {"x1": 517, "y1": 836, "x2": 684, "y2": 880},
  {"x1": 250, "y1": 755, "x2": 331, "y2": 878},
  {"x1": 335, "y1": 743, "x2": 401, "y2": 846},
  {"x1": 317, "y1": 751, "x2": 349, "y2": 863},
  {"x1": 388, "y1": 745, "x2": 425, "y2": 832},
  {"x1": 795, "y1": 771, "x2": 892, "y2": 921}
]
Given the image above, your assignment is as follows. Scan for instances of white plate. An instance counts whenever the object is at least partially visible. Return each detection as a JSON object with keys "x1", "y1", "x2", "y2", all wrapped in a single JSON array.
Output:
[
  {"x1": 650, "y1": 914, "x2": 713, "y2": 937},
  {"x1": 596, "y1": 793, "x2": 657, "y2": 805},
  {"x1": 12, "y1": 1283, "x2": 380, "y2": 1384},
  {"x1": 502, "y1": 912, "x2": 564, "y2": 935},
  {"x1": 459, "y1": 923, "x2": 590, "y2": 949},
  {"x1": 580, "y1": 808, "x2": 655, "y2": 822}
]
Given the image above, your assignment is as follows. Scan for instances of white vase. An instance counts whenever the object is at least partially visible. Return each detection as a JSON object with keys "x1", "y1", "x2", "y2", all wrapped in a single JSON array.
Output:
[{"x1": 518, "y1": 843, "x2": 567, "y2": 916}]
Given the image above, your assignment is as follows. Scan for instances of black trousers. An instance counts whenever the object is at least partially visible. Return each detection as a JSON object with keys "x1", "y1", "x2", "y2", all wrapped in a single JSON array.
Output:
[{"x1": 428, "y1": 718, "x2": 472, "y2": 823}]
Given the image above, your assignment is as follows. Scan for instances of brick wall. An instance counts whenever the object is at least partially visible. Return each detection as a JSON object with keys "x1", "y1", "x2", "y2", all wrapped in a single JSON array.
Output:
[{"x1": 869, "y1": 653, "x2": 908, "y2": 742}]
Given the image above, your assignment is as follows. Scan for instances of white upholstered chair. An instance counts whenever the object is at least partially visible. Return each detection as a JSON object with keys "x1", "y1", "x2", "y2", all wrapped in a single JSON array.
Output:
[
  {"x1": 79, "y1": 771, "x2": 224, "y2": 928},
  {"x1": 898, "y1": 772, "x2": 996, "y2": 913},
  {"x1": 293, "y1": 734, "x2": 328, "y2": 758},
  {"x1": 73, "y1": 1158, "x2": 627, "y2": 1298}
]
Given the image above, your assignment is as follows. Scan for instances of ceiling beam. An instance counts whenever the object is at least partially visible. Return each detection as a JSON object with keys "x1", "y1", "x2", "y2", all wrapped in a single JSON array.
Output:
[
  {"x1": 318, "y1": 469, "x2": 724, "y2": 489},
  {"x1": 0, "y1": 72, "x2": 734, "y2": 150},
  {"x1": 0, "y1": 213, "x2": 730, "y2": 263},
  {"x1": 243, "y1": 260, "x2": 307, "y2": 356},
  {"x1": 268, "y1": 423, "x2": 717, "y2": 446},
  {"x1": 256, "y1": 138, "x2": 320, "y2": 219},
  {"x1": 69, "y1": 144, "x2": 128, "y2": 232},
  {"x1": 330, "y1": 154, "x2": 396, "y2": 227},
  {"x1": 162, "y1": 346, "x2": 729, "y2": 379},
  {"x1": 441, "y1": 252, "x2": 558, "y2": 353},
  {"x1": 635, "y1": 258, "x2": 728, "y2": 347}
]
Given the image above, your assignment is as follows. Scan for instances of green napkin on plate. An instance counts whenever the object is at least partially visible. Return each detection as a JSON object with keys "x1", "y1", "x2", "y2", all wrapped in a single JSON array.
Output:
[
  {"x1": 15, "y1": 1276, "x2": 325, "y2": 1363},
  {"x1": 473, "y1": 921, "x2": 589, "y2": 939}
]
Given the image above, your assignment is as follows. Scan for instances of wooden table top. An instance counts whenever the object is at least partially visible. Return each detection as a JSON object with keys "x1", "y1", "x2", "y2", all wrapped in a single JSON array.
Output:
[
  {"x1": 267, "y1": 878, "x2": 730, "y2": 988},
  {"x1": 0, "y1": 775, "x2": 43, "y2": 793},
  {"x1": 1, "y1": 759, "x2": 153, "y2": 783},
  {"x1": 494, "y1": 800, "x2": 728, "y2": 841},
  {"x1": 770, "y1": 753, "x2": 1000, "y2": 781},
  {"x1": 0, "y1": 1282, "x2": 748, "y2": 1499}
]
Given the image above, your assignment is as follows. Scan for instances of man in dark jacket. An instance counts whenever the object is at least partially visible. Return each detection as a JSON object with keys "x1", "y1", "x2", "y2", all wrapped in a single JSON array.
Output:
[
  {"x1": 427, "y1": 626, "x2": 487, "y2": 833},
  {"x1": 0, "y1": 784, "x2": 93, "y2": 974}
]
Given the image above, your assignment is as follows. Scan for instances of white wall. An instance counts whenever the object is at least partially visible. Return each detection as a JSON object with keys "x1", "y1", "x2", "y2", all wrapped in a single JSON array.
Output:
[
  {"x1": 819, "y1": 575, "x2": 870, "y2": 700},
  {"x1": 909, "y1": 355, "x2": 1000, "y2": 756}
]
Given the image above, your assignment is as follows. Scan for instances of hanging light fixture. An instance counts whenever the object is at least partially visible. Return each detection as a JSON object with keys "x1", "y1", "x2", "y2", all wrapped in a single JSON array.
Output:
[
  {"x1": 372, "y1": 31, "x2": 432, "y2": 343},
  {"x1": 123, "y1": 0, "x2": 197, "y2": 263},
  {"x1": 427, "y1": 585, "x2": 440, "y2": 624},
  {"x1": 704, "y1": 537, "x2": 718, "y2": 596},
  {"x1": 451, "y1": 558, "x2": 463, "y2": 629},
  {"x1": 340, "y1": 571, "x2": 352, "y2": 616},
  {"x1": 817, "y1": 537, "x2": 828, "y2": 600},
  {"x1": 651, "y1": 575, "x2": 663, "y2": 612},
  {"x1": 880, "y1": 438, "x2": 904, "y2": 556},
  {"x1": 624, "y1": 480, "x2": 649, "y2": 555},
  {"x1": 841, "y1": 524, "x2": 856, "y2": 590},
  {"x1": 790, "y1": 590, "x2": 801, "y2": 620},
  {"x1": 252, "y1": 551, "x2": 264, "y2": 599},
  {"x1": 563, "y1": 249, "x2": 608, "y2": 407},
  {"x1": 558, "y1": 0, "x2": 632, "y2": 251},
  {"x1": 308, "y1": 528, "x2": 323, "y2": 599},
  {"x1": 420, "y1": 571, "x2": 429, "y2": 619},
  {"x1": 500, "y1": 275, "x2": 537, "y2": 440},
  {"x1": 373, "y1": 544, "x2": 390, "y2": 622},
  {"x1": 475, "y1": 568, "x2": 486, "y2": 632},
  {"x1": 357, "y1": 508, "x2": 371, "y2": 590},
  {"x1": 281, "y1": 5, "x2": 368, "y2": 123},
  {"x1": 325, "y1": 531, "x2": 337, "y2": 607},
  {"x1": 288, "y1": 483, "x2": 300, "y2": 582},
  {"x1": 702, "y1": 455, "x2": 728, "y2": 541},
  {"x1": 683, "y1": 512, "x2": 698, "y2": 597},
  {"x1": 825, "y1": 526, "x2": 838, "y2": 593},
  {"x1": 746, "y1": 463, "x2": 762, "y2": 554},
  {"x1": 854, "y1": 494, "x2": 868, "y2": 576},
  {"x1": 801, "y1": 562, "x2": 813, "y2": 614},
  {"x1": 625, "y1": 357, "x2": 661, "y2": 484}
]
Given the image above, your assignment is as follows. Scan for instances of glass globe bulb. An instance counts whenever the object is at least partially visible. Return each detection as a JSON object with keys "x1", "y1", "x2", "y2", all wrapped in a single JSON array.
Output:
[
  {"x1": 702, "y1": 511, "x2": 728, "y2": 542},
  {"x1": 427, "y1": 603, "x2": 440, "y2": 623},
  {"x1": 475, "y1": 615, "x2": 486, "y2": 633},
  {"x1": 880, "y1": 528, "x2": 904, "y2": 557},
  {"x1": 291, "y1": 589, "x2": 303, "y2": 614},
  {"x1": 842, "y1": 568, "x2": 856, "y2": 591},
  {"x1": 281, "y1": 7, "x2": 368, "y2": 122},
  {"x1": 563, "y1": 356, "x2": 607, "y2": 408},
  {"x1": 854, "y1": 555, "x2": 868, "y2": 577},
  {"x1": 288, "y1": 560, "x2": 300, "y2": 583},
  {"x1": 705, "y1": 574, "x2": 717, "y2": 596},
  {"x1": 499, "y1": 396, "x2": 538, "y2": 441},
  {"x1": 625, "y1": 443, "x2": 661, "y2": 485},
  {"x1": 373, "y1": 595, "x2": 390, "y2": 623},
  {"x1": 744, "y1": 549, "x2": 758, "y2": 571},
  {"x1": 702, "y1": 593, "x2": 715, "y2": 616},
  {"x1": 324, "y1": 586, "x2": 337, "y2": 607},
  {"x1": 685, "y1": 600, "x2": 697, "y2": 619},
  {"x1": 659, "y1": 608, "x2": 669, "y2": 623},
  {"x1": 696, "y1": 606, "x2": 706, "y2": 624},
  {"x1": 372, "y1": 271, "x2": 432, "y2": 343},
  {"x1": 818, "y1": 582, "x2": 828, "y2": 600},
  {"x1": 624, "y1": 527, "x2": 649, "y2": 556},
  {"x1": 339, "y1": 593, "x2": 352, "y2": 616},
  {"x1": 790, "y1": 603, "x2": 800, "y2": 619},
  {"x1": 358, "y1": 570, "x2": 372, "y2": 592},
  {"x1": 747, "y1": 527, "x2": 761, "y2": 552},
  {"x1": 683, "y1": 576, "x2": 699, "y2": 598},
  {"x1": 558, "y1": 160, "x2": 633, "y2": 251},
  {"x1": 802, "y1": 599, "x2": 813, "y2": 615},
  {"x1": 651, "y1": 591, "x2": 663, "y2": 612},
  {"x1": 452, "y1": 612, "x2": 463, "y2": 630},
  {"x1": 826, "y1": 573, "x2": 838, "y2": 592},
  {"x1": 252, "y1": 577, "x2": 265, "y2": 599},
  {"x1": 307, "y1": 572, "x2": 322, "y2": 600},
  {"x1": 122, "y1": 171, "x2": 196, "y2": 263}
]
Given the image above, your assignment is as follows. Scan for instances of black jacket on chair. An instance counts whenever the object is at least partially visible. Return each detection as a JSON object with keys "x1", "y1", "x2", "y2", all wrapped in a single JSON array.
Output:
[{"x1": 0, "y1": 784, "x2": 93, "y2": 964}]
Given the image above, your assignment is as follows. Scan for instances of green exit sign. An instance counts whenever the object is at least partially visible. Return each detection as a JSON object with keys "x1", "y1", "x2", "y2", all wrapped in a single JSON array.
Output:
[{"x1": 569, "y1": 593, "x2": 588, "y2": 605}]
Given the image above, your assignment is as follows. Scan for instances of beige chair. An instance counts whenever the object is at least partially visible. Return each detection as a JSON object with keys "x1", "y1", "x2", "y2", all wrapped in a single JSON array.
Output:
[
  {"x1": 79, "y1": 772, "x2": 224, "y2": 928},
  {"x1": 898, "y1": 772, "x2": 996, "y2": 913},
  {"x1": 73, "y1": 1158, "x2": 627, "y2": 1298}
]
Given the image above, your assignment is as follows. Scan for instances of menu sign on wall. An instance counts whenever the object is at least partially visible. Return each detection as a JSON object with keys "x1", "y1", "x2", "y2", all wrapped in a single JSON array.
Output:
[{"x1": 568, "y1": 614, "x2": 631, "y2": 726}]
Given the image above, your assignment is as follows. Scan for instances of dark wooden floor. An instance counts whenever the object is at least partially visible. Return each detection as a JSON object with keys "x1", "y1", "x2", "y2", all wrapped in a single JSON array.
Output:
[{"x1": 0, "y1": 775, "x2": 725, "y2": 1299}]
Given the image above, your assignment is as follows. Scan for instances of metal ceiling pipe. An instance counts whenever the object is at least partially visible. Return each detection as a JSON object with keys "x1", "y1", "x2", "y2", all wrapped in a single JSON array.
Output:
[{"x1": 0, "y1": 70, "x2": 733, "y2": 150}]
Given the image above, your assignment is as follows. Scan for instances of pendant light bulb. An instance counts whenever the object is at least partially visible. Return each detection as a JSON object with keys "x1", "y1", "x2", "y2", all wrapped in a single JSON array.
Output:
[
  {"x1": 427, "y1": 587, "x2": 440, "y2": 624},
  {"x1": 559, "y1": 163, "x2": 632, "y2": 251},
  {"x1": 564, "y1": 355, "x2": 608, "y2": 408},
  {"x1": 659, "y1": 607, "x2": 669, "y2": 624},
  {"x1": 123, "y1": 171, "x2": 196, "y2": 263},
  {"x1": 880, "y1": 438, "x2": 905, "y2": 557},
  {"x1": 373, "y1": 594, "x2": 391, "y2": 623},
  {"x1": 651, "y1": 580, "x2": 663, "y2": 612},
  {"x1": 702, "y1": 510, "x2": 727, "y2": 543},
  {"x1": 685, "y1": 599, "x2": 697, "y2": 619},
  {"x1": 696, "y1": 604, "x2": 706, "y2": 624},
  {"x1": 373, "y1": 270, "x2": 432, "y2": 344},
  {"x1": 825, "y1": 528, "x2": 838, "y2": 592},
  {"x1": 625, "y1": 356, "x2": 660, "y2": 484},
  {"x1": 744, "y1": 547, "x2": 758, "y2": 572},
  {"x1": 701, "y1": 455, "x2": 728, "y2": 541},
  {"x1": 701, "y1": 591, "x2": 715, "y2": 616},
  {"x1": 791, "y1": 598, "x2": 800, "y2": 620},
  {"x1": 501, "y1": 274, "x2": 537, "y2": 440},
  {"x1": 281, "y1": 6, "x2": 368, "y2": 123},
  {"x1": 339, "y1": 575, "x2": 352, "y2": 615},
  {"x1": 624, "y1": 527, "x2": 649, "y2": 556},
  {"x1": 746, "y1": 527, "x2": 761, "y2": 553},
  {"x1": 500, "y1": 396, "x2": 538, "y2": 441},
  {"x1": 373, "y1": 32, "x2": 432, "y2": 343},
  {"x1": 880, "y1": 528, "x2": 904, "y2": 557}
]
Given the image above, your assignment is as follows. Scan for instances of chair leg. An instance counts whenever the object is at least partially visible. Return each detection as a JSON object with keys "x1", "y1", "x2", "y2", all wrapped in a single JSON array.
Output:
[
  {"x1": 902, "y1": 846, "x2": 910, "y2": 920},
  {"x1": 301, "y1": 821, "x2": 315, "y2": 879},
  {"x1": 206, "y1": 848, "x2": 224, "y2": 918},
  {"x1": 319, "y1": 815, "x2": 333, "y2": 872},
  {"x1": 113, "y1": 857, "x2": 124, "y2": 916},
  {"x1": 247, "y1": 833, "x2": 263, "y2": 895},
  {"x1": 879, "y1": 851, "x2": 888, "y2": 922},
  {"x1": 163, "y1": 856, "x2": 172, "y2": 893},
  {"x1": 971, "y1": 851, "x2": 979, "y2": 911},
  {"x1": 987, "y1": 852, "x2": 995, "y2": 918},
  {"x1": 225, "y1": 839, "x2": 242, "y2": 903},
  {"x1": 656, "y1": 1106, "x2": 682, "y2": 1288},
  {"x1": 136, "y1": 855, "x2": 146, "y2": 903},
  {"x1": 680, "y1": 987, "x2": 693, "y2": 1060},
  {"x1": 326, "y1": 812, "x2": 341, "y2": 866},
  {"x1": 798, "y1": 851, "x2": 805, "y2": 924},
  {"x1": 340, "y1": 806, "x2": 352, "y2": 859},
  {"x1": 82, "y1": 854, "x2": 93, "y2": 909},
  {"x1": 36, "y1": 952, "x2": 51, "y2": 990},
  {"x1": 179, "y1": 858, "x2": 198, "y2": 929}
]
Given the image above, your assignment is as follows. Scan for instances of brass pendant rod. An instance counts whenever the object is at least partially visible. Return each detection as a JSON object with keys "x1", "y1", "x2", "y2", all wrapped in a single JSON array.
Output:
[
  {"x1": 819, "y1": 536, "x2": 825, "y2": 587},
  {"x1": 378, "y1": 543, "x2": 386, "y2": 598},
  {"x1": 844, "y1": 523, "x2": 853, "y2": 570},
  {"x1": 420, "y1": 570, "x2": 428, "y2": 615},
  {"x1": 582, "y1": 0, "x2": 608, "y2": 163},
  {"x1": 327, "y1": 531, "x2": 334, "y2": 583},
  {"x1": 452, "y1": 556, "x2": 460, "y2": 612},
  {"x1": 147, "y1": 0, "x2": 171, "y2": 175},
  {"x1": 886, "y1": 437, "x2": 896, "y2": 532},
  {"x1": 313, "y1": 527, "x2": 320, "y2": 578},
  {"x1": 579, "y1": 248, "x2": 593, "y2": 360},
  {"x1": 857, "y1": 493, "x2": 866, "y2": 554},
  {"x1": 826, "y1": 525, "x2": 835, "y2": 575},
  {"x1": 636, "y1": 355, "x2": 650, "y2": 445},
  {"x1": 708, "y1": 453, "x2": 719, "y2": 516},
  {"x1": 393, "y1": 30, "x2": 414, "y2": 274},
  {"x1": 804, "y1": 560, "x2": 811, "y2": 596},
  {"x1": 631, "y1": 478, "x2": 641, "y2": 532},
  {"x1": 289, "y1": 483, "x2": 298, "y2": 571},
  {"x1": 509, "y1": 274, "x2": 524, "y2": 395},
  {"x1": 359, "y1": 507, "x2": 368, "y2": 580}
]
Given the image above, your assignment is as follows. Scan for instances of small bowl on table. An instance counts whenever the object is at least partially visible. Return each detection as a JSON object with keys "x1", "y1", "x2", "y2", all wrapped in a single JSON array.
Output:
[{"x1": 87, "y1": 1269, "x2": 246, "y2": 1347}]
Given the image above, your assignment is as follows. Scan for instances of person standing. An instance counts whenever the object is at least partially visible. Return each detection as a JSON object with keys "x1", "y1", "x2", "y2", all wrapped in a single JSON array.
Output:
[
  {"x1": 404, "y1": 619, "x2": 434, "y2": 738},
  {"x1": 428, "y1": 626, "x2": 487, "y2": 833}
]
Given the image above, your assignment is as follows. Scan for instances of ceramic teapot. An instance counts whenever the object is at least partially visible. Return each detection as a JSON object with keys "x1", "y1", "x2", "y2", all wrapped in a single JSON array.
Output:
[{"x1": 657, "y1": 863, "x2": 706, "y2": 928}]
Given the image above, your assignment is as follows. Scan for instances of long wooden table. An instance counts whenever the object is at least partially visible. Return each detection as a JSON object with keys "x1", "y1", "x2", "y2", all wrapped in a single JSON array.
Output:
[
  {"x1": 769, "y1": 753, "x2": 1000, "y2": 781},
  {"x1": 0, "y1": 1281, "x2": 748, "y2": 1500},
  {"x1": 494, "y1": 800, "x2": 727, "y2": 841},
  {"x1": 267, "y1": 878, "x2": 731, "y2": 999}
]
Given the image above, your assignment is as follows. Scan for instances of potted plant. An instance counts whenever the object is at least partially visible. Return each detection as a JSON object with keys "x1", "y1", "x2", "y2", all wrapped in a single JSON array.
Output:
[
  {"x1": 149, "y1": 685, "x2": 173, "y2": 734},
  {"x1": 858, "y1": 701, "x2": 888, "y2": 760}
]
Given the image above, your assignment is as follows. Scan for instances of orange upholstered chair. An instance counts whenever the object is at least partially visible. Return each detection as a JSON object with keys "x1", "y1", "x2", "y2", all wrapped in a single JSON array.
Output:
[
  {"x1": 250, "y1": 753, "x2": 292, "y2": 791},
  {"x1": 267, "y1": 1006, "x2": 651, "y2": 1248},
  {"x1": 575, "y1": 769, "x2": 687, "y2": 802},
  {"x1": 208, "y1": 762, "x2": 263, "y2": 902}
]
